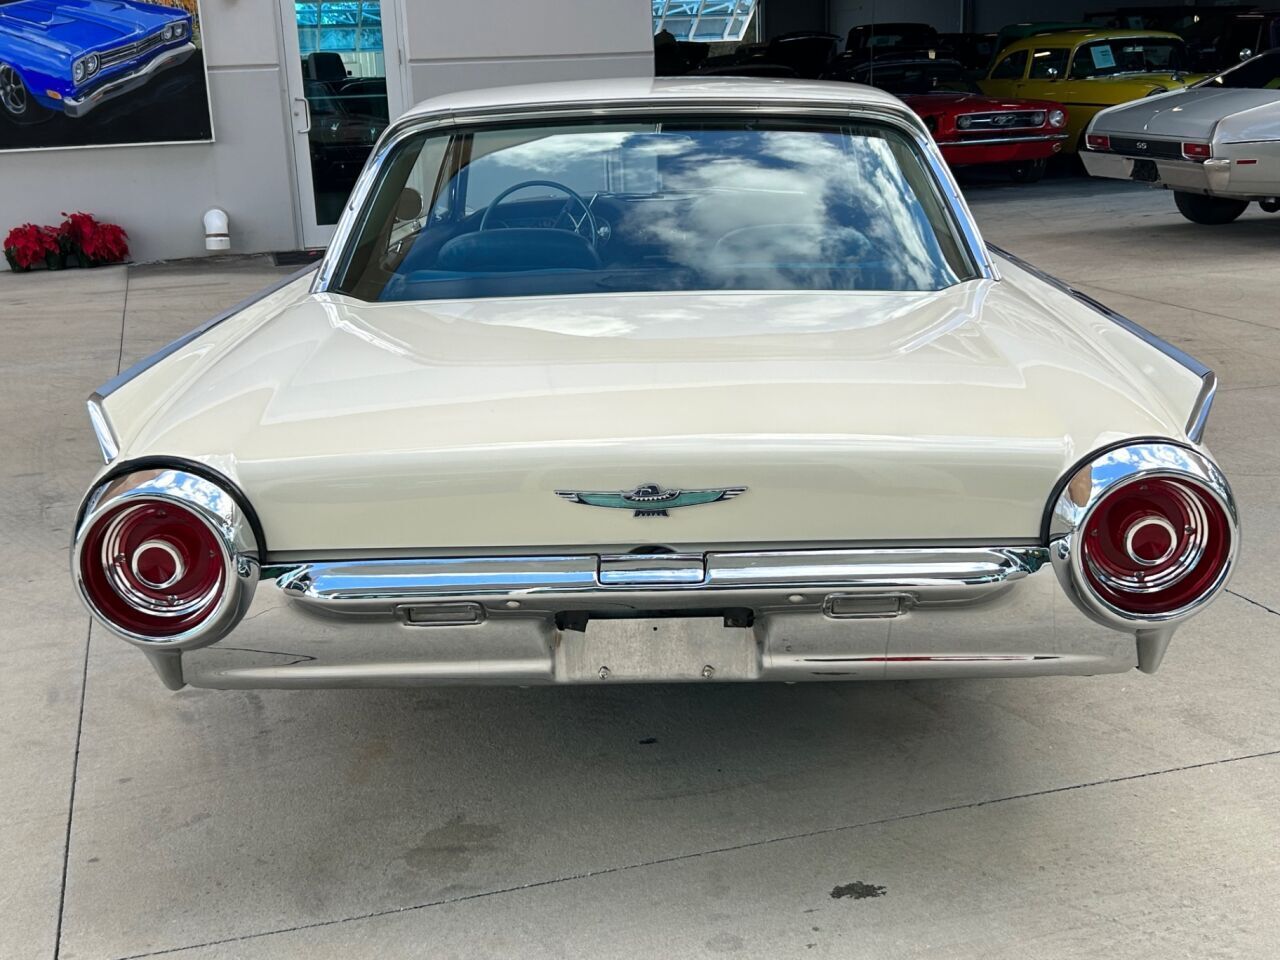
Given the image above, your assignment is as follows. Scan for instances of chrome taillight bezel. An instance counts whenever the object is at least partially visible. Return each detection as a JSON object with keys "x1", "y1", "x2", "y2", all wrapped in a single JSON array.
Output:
[
  {"x1": 1048, "y1": 442, "x2": 1238, "y2": 628},
  {"x1": 72, "y1": 468, "x2": 259, "y2": 649}
]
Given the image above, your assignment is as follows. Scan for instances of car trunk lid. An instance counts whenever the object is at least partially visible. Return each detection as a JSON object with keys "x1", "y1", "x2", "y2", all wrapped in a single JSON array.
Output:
[{"x1": 116, "y1": 282, "x2": 1200, "y2": 553}]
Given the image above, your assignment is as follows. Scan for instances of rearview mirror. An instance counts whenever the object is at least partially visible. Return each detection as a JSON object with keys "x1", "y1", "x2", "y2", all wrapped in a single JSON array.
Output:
[
  {"x1": 1239, "y1": 47, "x2": 1254, "y2": 62},
  {"x1": 1046, "y1": 66, "x2": 1060, "y2": 79}
]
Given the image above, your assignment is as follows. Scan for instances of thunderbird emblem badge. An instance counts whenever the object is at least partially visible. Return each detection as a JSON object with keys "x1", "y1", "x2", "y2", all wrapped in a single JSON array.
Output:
[{"x1": 555, "y1": 482, "x2": 747, "y2": 518}]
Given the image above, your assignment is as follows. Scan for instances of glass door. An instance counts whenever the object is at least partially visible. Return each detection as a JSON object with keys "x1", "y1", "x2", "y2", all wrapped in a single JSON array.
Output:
[{"x1": 279, "y1": 0, "x2": 410, "y2": 249}]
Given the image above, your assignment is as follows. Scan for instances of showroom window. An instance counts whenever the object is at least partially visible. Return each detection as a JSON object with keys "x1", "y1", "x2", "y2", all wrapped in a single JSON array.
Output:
[
  {"x1": 990, "y1": 49, "x2": 1029, "y2": 79},
  {"x1": 295, "y1": 1, "x2": 383, "y2": 56},
  {"x1": 653, "y1": 0, "x2": 757, "y2": 42},
  {"x1": 1029, "y1": 47, "x2": 1069, "y2": 79}
]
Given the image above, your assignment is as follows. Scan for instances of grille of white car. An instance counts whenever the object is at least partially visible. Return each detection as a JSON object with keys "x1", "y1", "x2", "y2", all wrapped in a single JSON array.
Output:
[{"x1": 99, "y1": 32, "x2": 168, "y2": 69}]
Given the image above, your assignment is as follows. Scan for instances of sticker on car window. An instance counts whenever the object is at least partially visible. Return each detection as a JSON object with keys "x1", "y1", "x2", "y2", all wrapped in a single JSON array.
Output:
[{"x1": 1090, "y1": 45, "x2": 1117, "y2": 68}]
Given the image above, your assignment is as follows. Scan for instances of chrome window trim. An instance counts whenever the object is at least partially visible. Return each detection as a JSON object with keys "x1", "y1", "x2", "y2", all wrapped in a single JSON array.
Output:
[
  {"x1": 314, "y1": 98, "x2": 998, "y2": 295},
  {"x1": 90, "y1": 263, "x2": 317, "y2": 404},
  {"x1": 988, "y1": 244, "x2": 1215, "y2": 441}
]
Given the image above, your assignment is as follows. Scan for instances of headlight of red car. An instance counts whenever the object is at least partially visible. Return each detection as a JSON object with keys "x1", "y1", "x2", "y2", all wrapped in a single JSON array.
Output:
[{"x1": 1048, "y1": 108, "x2": 1067, "y2": 128}]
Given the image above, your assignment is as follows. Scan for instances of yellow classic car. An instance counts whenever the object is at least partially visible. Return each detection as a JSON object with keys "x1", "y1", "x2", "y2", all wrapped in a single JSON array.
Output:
[{"x1": 980, "y1": 30, "x2": 1209, "y2": 151}]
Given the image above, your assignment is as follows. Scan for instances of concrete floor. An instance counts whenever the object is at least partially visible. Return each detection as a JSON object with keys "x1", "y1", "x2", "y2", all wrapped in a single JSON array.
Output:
[{"x1": 3, "y1": 177, "x2": 1279, "y2": 960}]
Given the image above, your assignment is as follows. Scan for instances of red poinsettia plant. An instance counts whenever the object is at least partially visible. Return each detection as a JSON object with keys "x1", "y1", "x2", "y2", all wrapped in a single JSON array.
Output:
[
  {"x1": 3, "y1": 213, "x2": 129, "y2": 272},
  {"x1": 60, "y1": 211, "x2": 129, "y2": 266},
  {"x1": 3, "y1": 223, "x2": 61, "y2": 271}
]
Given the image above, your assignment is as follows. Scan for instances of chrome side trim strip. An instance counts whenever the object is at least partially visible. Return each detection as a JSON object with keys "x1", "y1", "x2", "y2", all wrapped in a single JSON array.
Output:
[
  {"x1": 1186, "y1": 371, "x2": 1218, "y2": 444},
  {"x1": 89, "y1": 263, "x2": 317, "y2": 403}
]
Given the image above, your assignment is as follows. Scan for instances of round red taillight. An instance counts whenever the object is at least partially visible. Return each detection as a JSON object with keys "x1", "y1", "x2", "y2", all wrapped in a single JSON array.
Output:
[
  {"x1": 79, "y1": 498, "x2": 228, "y2": 638},
  {"x1": 1079, "y1": 475, "x2": 1231, "y2": 617}
]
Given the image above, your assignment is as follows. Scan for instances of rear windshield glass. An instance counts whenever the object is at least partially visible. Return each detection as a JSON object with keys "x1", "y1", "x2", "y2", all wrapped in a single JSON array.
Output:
[{"x1": 329, "y1": 116, "x2": 976, "y2": 302}]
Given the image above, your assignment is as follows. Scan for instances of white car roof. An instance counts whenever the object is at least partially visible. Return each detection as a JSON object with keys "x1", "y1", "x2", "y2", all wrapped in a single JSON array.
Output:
[{"x1": 399, "y1": 76, "x2": 906, "y2": 121}]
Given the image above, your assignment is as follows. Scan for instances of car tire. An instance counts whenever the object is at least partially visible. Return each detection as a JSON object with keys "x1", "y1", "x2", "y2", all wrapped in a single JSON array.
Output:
[
  {"x1": 1009, "y1": 159, "x2": 1046, "y2": 183},
  {"x1": 1173, "y1": 191, "x2": 1250, "y2": 225},
  {"x1": 0, "y1": 63, "x2": 52, "y2": 125}
]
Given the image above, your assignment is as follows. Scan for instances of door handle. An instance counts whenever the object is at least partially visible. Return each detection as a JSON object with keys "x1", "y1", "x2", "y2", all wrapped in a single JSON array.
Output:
[{"x1": 293, "y1": 96, "x2": 311, "y2": 134}]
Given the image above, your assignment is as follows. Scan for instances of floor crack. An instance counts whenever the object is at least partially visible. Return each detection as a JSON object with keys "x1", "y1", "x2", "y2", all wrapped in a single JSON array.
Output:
[
  {"x1": 53, "y1": 622, "x2": 93, "y2": 960},
  {"x1": 1228, "y1": 588, "x2": 1280, "y2": 617},
  {"x1": 1080, "y1": 281, "x2": 1280, "y2": 335},
  {"x1": 115, "y1": 268, "x2": 131, "y2": 376},
  {"x1": 111, "y1": 747, "x2": 1280, "y2": 960}
]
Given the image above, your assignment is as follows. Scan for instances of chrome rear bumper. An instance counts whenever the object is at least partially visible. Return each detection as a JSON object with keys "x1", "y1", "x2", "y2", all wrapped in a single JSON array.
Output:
[
  {"x1": 160, "y1": 546, "x2": 1144, "y2": 690},
  {"x1": 1082, "y1": 151, "x2": 1238, "y2": 195}
]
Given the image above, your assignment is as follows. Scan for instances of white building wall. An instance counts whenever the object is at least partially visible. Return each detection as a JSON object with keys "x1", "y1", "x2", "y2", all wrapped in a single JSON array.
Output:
[
  {"x1": 402, "y1": 0, "x2": 654, "y2": 103},
  {"x1": 0, "y1": 0, "x2": 654, "y2": 268}
]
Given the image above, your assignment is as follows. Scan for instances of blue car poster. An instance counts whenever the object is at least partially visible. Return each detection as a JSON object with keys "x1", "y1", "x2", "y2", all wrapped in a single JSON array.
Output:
[{"x1": 0, "y1": 0, "x2": 213, "y2": 151}]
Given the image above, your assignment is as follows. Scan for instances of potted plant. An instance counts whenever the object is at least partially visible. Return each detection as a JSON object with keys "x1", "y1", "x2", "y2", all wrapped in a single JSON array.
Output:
[
  {"x1": 3, "y1": 223, "x2": 62, "y2": 272},
  {"x1": 59, "y1": 212, "x2": 129, "y2": 268}
]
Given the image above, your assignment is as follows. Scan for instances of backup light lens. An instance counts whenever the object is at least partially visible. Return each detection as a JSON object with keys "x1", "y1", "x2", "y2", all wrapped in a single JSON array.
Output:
[
  {"x1": 1079, "y1": 476, "x2": 1231, "y2": 617},
  {"x1": 1182, "y1": 141, "x2": 1212, "y2": 160},
  {"x1": 1086, "y1": 133, "x2": 1110, "y2": 151},
  {"x1": 79, "y1": 498, "x2": 227, "y2": 638}
]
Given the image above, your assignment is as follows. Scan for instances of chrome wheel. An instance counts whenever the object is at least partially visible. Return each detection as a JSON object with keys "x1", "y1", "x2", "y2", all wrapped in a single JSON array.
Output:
[{"x1": 0, "y1": 64, "x2": 29, "y2": 117}]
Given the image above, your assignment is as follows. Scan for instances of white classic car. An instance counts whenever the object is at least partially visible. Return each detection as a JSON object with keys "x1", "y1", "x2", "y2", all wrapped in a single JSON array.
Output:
[
  {"x1": 73, "y1": 78, "x2": 1237, "y2": 691},
  {"x1": 1082, "y1": 49, "x2": 1280, "y2": 223}
]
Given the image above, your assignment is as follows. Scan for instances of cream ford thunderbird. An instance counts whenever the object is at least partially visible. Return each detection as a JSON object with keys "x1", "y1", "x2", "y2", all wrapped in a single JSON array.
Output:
[{"x1": 72, "y1": 78, "x2": 1237, "y2": 691}]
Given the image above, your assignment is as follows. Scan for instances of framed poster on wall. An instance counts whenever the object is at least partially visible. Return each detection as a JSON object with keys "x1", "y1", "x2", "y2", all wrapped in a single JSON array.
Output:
[{"x1": 0, "y1": 0, "x2": 214, "y2": 152}]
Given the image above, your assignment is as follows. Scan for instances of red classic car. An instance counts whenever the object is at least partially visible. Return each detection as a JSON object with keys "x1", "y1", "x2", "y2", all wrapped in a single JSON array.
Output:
[{"x1": 825, "y1": 58, "x2": 1069, "y2": 181}]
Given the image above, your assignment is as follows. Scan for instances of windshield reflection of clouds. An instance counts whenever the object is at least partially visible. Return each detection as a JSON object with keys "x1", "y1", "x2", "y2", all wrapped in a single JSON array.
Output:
[
  {"x1": 370, "y1": 123, "x2": 968, "y2": 301},
  {"x1": 617, "y1": 130, "x2": 955, "y2": 292}
]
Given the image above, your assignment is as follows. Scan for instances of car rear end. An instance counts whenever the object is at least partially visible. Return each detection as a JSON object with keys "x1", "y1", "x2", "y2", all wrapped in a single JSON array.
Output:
[{"x1": 68, "y1": 81, "x2": 1238, "y2": 690}]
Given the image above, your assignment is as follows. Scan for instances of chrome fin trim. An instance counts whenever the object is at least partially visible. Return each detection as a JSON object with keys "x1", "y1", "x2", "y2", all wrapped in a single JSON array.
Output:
[
  {"x1": 1186, "y1": 371, "x2": 1218, "y2": 444},
  {"x1": 86, "y1": 397, "x2": 119, "y2": 464}
]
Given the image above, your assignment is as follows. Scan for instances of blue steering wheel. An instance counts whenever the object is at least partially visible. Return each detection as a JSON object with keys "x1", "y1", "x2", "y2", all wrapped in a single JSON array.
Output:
[{"x1": 478, "y1": 179, "x2": 598, "y2": 249}]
